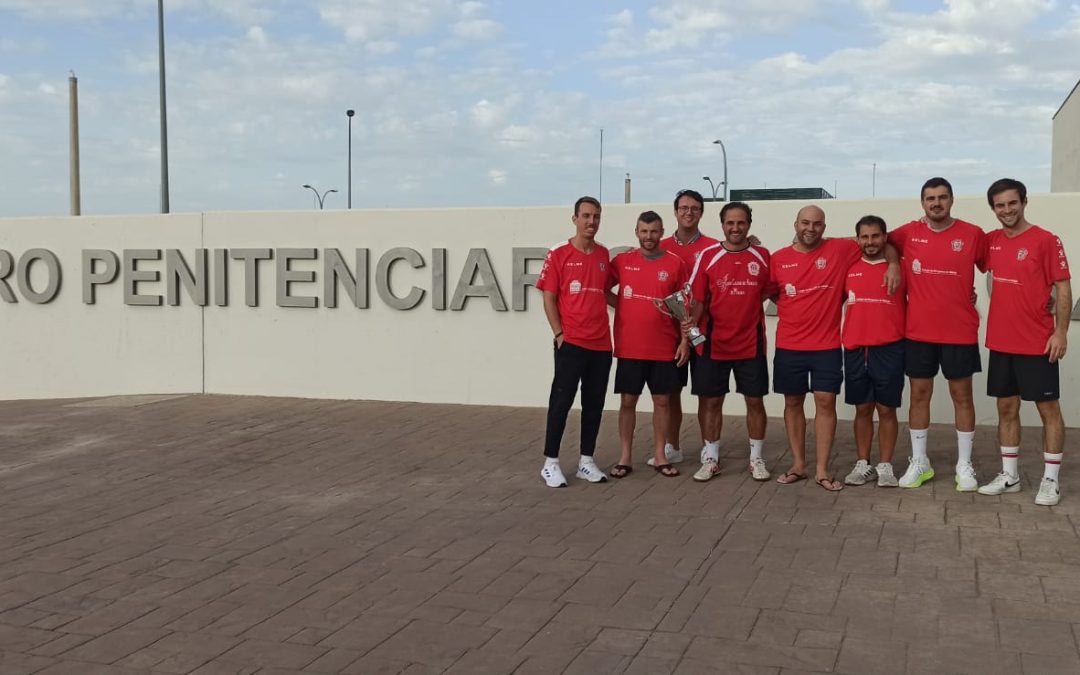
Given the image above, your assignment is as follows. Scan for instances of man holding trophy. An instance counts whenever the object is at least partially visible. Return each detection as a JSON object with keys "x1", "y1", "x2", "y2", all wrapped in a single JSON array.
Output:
[
  {"x1": 608, "y1": 211, "x2": 692, "y2": 478},
  {"x1": 685, "y1": 202, "x2": 773, "y2": 482}
]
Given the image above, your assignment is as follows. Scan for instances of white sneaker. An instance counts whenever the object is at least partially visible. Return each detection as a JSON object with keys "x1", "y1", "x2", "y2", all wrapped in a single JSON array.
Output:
[
  {"x1": 898, "y1": 456, "x2": 934, "y2": 488},
  {"x1": 648, "y1": 444, "x2": 684, "y2": 466},
  {"x1": 541, "y1": 460, "x2": 567, "y2": 488},
  {"x1": 693, "y1": 460, "x2": 720, "y2": 482},
  {"x1": 955, "y1": 462, "x2": 978, "y2": 492},
  {"x1": 575, "y1": 458, "x2": 608, "y2": 483},
  {"x1": 749, "y1": 457, "x2": 770, "y2": 481},
  {"x1": 844, "y1": 460, "x2": 876, "y2": 486},
  {"x1": 1036, "y1": 478, "x2": 1061, "y2": 506},
  {"x1": 876, "y1": 462, "x2": 898, "y2": 488},
  {"x1": 977, "y1": 472, "x2": 1021, "y2": 496}
]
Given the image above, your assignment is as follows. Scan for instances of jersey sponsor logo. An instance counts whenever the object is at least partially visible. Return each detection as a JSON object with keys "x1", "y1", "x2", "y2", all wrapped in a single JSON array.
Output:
[
  {"x1": 570, "y1": 280, "x2": 582, "y2": 294},
  {"x1": 1017, "y1": 248, "x2": 1028, "y2": 261},
  {"x1": 815, "y1": 257, "x2": 827, "y2": 270},
  {"x1": 781, "y1": 262, "x2": 799, "y2": 269},
  {"x1": 912, "y1": 259, "x2": 922, "y2": 274},
  {"x1": 747, "y1": 262, "x2": 760, "y2": 276},
  {"x1": 848, "y1": 290, "x2": 856, "y2": 303},
  {"x1": 951, "y1": 239, "x2": 964, "y2": 252},
  {"x1": 622, "y1": 284, "x2": 633, "y2": 298},
  {"x1": 912, "y1": 238, "x2": 929, "y2": 243},
  {"x1": 658, "y1": 270, "x2": 669, "y2": 281},
  {"x1": 785, "y1": 283, "x2": 797, "y2": 297}
]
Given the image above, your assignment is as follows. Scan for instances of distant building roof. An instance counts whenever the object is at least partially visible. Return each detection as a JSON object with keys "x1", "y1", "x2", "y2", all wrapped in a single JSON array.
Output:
[{"x1": 730, "y1": 187, "x2": 834, "y2": 201}]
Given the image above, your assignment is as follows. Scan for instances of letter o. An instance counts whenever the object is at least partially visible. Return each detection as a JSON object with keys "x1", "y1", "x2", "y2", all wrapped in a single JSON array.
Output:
[{"x1": 17, "y1": 249, "x2": 62, "y2": 304}]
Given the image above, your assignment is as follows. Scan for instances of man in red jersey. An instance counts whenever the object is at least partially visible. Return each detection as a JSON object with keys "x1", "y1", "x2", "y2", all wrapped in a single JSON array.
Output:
[
  {"x1": 976, "y1": 179, "x2": 1071, "y2": 506},
  {"x1": 841, "y1": 216, "x2": 906, "y2": 488},
  {"x1": 608, "y1": 211, "x2": 690, "y2": 478},
  {"x1": 890, "y1": 178, "x2": 987, "y2": 491},
  {"x1": 769, "y1": 205, "x2": 899, "y2": 491},
  {"x1": 686, "y1": 202, "x2": 772, "y2": 482},
  {"x1": 657, "y1": 189, "x2": 720, "y2": 468},
  {"x1": 535, "y1": 196, "x2": 614, "y2": 488}
]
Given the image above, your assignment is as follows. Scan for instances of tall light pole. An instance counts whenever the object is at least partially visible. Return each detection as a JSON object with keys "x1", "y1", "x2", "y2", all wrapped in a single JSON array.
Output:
[
  {"x1": 157, "y1": 0, "x2": 170, "y2": 213},
  {"x1": 302, "y1": 184, "x2": 337, "y2": 209},
  {"x1": 702, "y1": 176, "x2": 719, "y2": 200},
  {"x1": 711, "y1": 139, "x2": 728, "y2": 201},
  {"x1": 346, "y1": 109, "x2": 355, "y2": 208},
  {"x1": 598, "y1": 128, "x2": 604, "y2": 202}
]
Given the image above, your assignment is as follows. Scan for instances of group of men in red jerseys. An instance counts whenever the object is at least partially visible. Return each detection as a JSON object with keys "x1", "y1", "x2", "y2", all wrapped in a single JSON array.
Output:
[{"x1": 536, "y1": 178, "x2": 1071, "y2": 506}]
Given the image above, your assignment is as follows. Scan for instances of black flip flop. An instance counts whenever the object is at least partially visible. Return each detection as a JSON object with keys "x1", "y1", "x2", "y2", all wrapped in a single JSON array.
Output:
[
  {"x1": 654, "y1": 463, "x2": 679, "y2": 477},
  {"x1": 776, "y1": 471, "x2": 808, "y2": 485},
  {"x1": 609, "y1": 464, "x2": 633, "y2": 479}
]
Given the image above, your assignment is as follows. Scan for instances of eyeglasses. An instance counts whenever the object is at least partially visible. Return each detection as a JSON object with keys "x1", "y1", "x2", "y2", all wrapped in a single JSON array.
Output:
[{"x1": 677, "y1": 206, "x2": 702, "y2": 214}]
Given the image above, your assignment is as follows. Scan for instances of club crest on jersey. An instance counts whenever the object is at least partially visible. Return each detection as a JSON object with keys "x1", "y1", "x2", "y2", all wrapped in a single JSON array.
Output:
[
  {"x1": 570, "y1": 280, "x2": 582, "y2": 295},
  {"x1": 747, "y1": 262, "x2": 761, "y2": 276},
  {"x1": 599, "y1": 262, "x2": 606, "y2": 272},
  {"x1": 951, "y1": 239, "x2": 964, "y2": 252},
  {"x1": 1017, "y1": 248, "x2": 1028, "y2": 261},
  {"x1": 622, "y1": 285, "x2": 633, "y2": 298},
  {"x1": 785, "y1": 283, "x2": 797, "y2": 297},
  {"x1": 658, "y1": 270, "x2": 669, "y2": 282},
  {"x1": 815, "y1": 257, "x2": 827, "y2": 270},
  {"x1": 912, "y1": 259, "x2": 922, "y2": 274}
]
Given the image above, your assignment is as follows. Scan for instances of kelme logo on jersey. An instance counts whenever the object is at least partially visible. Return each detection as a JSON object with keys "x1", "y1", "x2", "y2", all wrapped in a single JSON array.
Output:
[
  {"x1": 747, "y1": 262, "x2": 760, "y2": 276},
  {"x1": 951, "y1": 239, "x2": 964, "y2": 252},
  {"x1": 1017, "y1": 248, "x2": 1029, "y2": 261},
  {"x1": 785, "y1": 283, "x2": 797, "y2": 297},
  {"x1": 658, "y1": 270, "x2": 669, "y2": 281},
  {"x1": 815, "y1": 257, "x2": 826, "y2": 270},
  {"x1": 569, "y1": 280, "x2": 582, "y2": 294},
  {"x1": 623, "y1": 285, "x2": 633, "y2": 298}
]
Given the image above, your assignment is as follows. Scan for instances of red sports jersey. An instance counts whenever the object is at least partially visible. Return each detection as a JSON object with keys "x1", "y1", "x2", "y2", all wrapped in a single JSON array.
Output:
[
  {"x1": 770, "y1": 239, "x2": 861, "y2": 351},
  {"x1": 985, "y1": 226, "x2": 1071, "y2": 355},
  {"x1": 690, "y1": 244, "x2": 771, "y2": 360},
  {"x1": 610, "y1": 250, "x2": 688, "y2": 360},
  {"x1": 843, "y1": 258, "x2": 906, "y2": 349},
  {"x1": 661, "y1": 231, "x2": 720, "y2": 271},
  {"x1": 535, "y1": 240, "x2": 613, "y2": 351},
  {"x1": 890, "y1": 219, "x2": 986, "y2": 344}
]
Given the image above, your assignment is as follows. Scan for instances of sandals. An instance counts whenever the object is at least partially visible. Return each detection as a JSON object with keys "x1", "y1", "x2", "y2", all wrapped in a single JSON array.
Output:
[
  {"x1": 816, "y1": 476, "x2": 843, "y2": 492},
  {"x1": 609, "y1": 464, "x2": 633, "y2": 479},
  {"x1": 776, "y1": 471, "x2": 808, "y2": 485},
  {"x1": 653, "y1": 463, "x2": 680, "y2": 477}
]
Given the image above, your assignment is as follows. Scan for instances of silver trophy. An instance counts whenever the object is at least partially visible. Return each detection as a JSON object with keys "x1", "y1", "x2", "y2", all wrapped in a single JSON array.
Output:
[{"x1": 656, "y1": 284, "x2": 706, "y2": 347}]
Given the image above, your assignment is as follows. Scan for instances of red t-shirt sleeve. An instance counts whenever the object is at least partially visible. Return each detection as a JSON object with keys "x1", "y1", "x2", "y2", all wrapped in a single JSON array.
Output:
[
  {"x1": 535, "y1": 248, "x2": 560, "y2": 294},
  {"x1": 1046, "y1": 234, "x2": 1071, "y2": 284},
  {"x1": 609, "y1": 256, "x2": 621, "y2": 289},
  {"x1": 889, "y1": 223, "x2": 908, "y2": 255}
]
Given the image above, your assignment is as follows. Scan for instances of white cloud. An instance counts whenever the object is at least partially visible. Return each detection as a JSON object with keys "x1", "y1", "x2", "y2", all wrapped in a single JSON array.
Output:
[
  {"x1": 488, "y1": 168, "x2": 506, "y2": 185},
  {"x1": 246, "y1": 25, "x2": 268, "y2": 45}
]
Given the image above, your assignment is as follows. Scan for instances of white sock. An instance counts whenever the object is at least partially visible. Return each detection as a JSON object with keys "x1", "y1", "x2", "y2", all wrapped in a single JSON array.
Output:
[
  {"x1": 957, "y1": 430, "x2": 975, "y2": 465},
  {"x1": 702, "y1": 440, "x2": 720, "y2": 464},
  {"x1": 545, "y1": 457, "x2": 559, "y2": 466},
  {"x1": 1001, "y1": 447, "x2": 1019, "y2": 477},
  {"x1": 910, "y1": 429, "x2": 929, "y2": 461},
  {"x1": 749, "y1": 439, "x2": 764, "y2": 461},
  {"x1": 1044, "y1": 452, "x2": 1062, "y2": 482},
  {"x1": 579, "y1": 455, "x2": 596, "y2": 467}
]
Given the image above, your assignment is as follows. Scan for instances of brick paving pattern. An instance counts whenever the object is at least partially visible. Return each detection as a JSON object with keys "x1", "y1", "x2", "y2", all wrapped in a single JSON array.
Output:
[{"x1": 0, "y1": 394, "x2": 1078, "y2": 673}]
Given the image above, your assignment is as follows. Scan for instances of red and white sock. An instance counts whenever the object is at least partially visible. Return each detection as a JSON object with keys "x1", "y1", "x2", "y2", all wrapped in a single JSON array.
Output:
[
  {"x1": 1044, "y1": 452, "x2": 1062, "y2": 482},
  {"x1": 1001, "y1": 447, "x2": 1019, "y2": 477}
]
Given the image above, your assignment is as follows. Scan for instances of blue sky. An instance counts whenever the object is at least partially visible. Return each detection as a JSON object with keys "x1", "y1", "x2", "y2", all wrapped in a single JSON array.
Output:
[{"x1": 0, "y1": 0, "x2": 1078, "y2": 216}]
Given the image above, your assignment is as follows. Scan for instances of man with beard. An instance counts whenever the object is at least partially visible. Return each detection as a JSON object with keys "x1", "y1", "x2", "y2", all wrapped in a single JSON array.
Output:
[
  {"x1": 536, "y1": 196, "x2": 613, "y2": 488},
  {"x1": 657, "y1": 189, "x2": 719, "y2": 468},
  {"x1": 890, "y1": 178, "x2": 987, "y2": 491},
  {"x1": 769, "y1": 206, "x2": 899, "y2": 491},
  {"x1": 685, "y1": 202, "x2": 771, "y2": 482},
  {"x1": 608, "y1": 211, "x2": 690, "y2": 478},
  {"x1": 841, "y1": 216, "x2": 906, "y2": 488},
  {"x1": 977, "y1": 179, "x2": 1071, "y2": 506}
]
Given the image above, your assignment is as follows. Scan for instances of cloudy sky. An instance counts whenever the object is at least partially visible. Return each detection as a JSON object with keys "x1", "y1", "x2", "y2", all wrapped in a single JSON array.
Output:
[{"x1": 0, "y1": 0, "x2": 1078, "y2": 216}]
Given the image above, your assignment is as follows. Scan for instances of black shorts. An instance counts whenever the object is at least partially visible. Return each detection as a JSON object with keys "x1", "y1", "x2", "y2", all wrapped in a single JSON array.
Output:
[
  {"x1": 691, "y1": 333, "x2": 769, "y2": 398},
  {"x1": 844, "y1": 341, "x2": 906, "y2": 408},
  {"x1": 614, "y1": 358, "x2": 682, "y2": 396},
  {"x1": 905, "y1": 340, "x2": 981, "y2": 380},
  {"x1": 773, "y1": 348, "x2": 843, "y2": 396},
  {"x1": 987, "y1": 350, "x2": 1060, "y2": 402}
]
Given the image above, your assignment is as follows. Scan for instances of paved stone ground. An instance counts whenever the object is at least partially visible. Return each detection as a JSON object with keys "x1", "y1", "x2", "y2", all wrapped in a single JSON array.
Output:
[{"x1": 0, "y1": 395, "x2": 1079, "y2": 674}]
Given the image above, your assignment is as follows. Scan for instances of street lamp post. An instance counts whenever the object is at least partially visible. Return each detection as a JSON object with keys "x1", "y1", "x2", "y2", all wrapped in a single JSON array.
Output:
[
  {"x1": 346, "y1": 109, "x2": 355, "y2": 208},
  {"x1": 157, "y1": 0, "x2": 170, "y2": 213},
  {"x1": 712, "y1": 139, "x2": 728, "y2": 201},
  {"x1": 702, "y1": 176, "x2": 720, "y2": 200},
  {"x1": 302, "y1": 184, "x2": 337, "y2": 209}
]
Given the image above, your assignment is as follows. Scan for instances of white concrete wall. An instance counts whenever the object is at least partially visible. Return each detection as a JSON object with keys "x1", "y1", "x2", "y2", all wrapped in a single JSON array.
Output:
[
  {"x1": 1052, "y1": 85, "x2": 1080, "y2": 192},
  {"x1": 2, "y1": 195, "x2": 1080, "y2": 426}
]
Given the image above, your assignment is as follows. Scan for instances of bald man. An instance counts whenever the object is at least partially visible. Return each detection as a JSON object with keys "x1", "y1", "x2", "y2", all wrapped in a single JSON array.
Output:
[{"x1": 768, "y1": 206, "x2": 899, "y2": 491}]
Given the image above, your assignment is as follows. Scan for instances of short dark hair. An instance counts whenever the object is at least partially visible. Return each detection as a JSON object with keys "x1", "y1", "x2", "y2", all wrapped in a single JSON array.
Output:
[
  {"x1": 574, "y1": 196, "x2": 600, "y2": 216},
  {"x1": 720, "y1": 201, "x2": 752, "y2": 224},
  {"x1": 986, "y1": 178, "x2": 1027, "y2": 207},
  {"x1": 921, "y1": 177, "x2": 953, "y2": 200},
  {"x1": 673, "y1": 189, "x2": 704, "y2": 211},
  {"x1": 855, "y1": 215, "x2": 887, "y2": 237},
  {"x1": 637, "y1": 210, "x2": 662, "y2": 225}
]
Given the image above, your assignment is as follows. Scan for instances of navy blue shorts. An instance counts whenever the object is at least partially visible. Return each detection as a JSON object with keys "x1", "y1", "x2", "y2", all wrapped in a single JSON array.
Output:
[
  {"x1": 844, "y1": 340, "x2": 906, "y2": 408},
  {"x1": 773, "y1": 348, "x2": 843, "y2": 396},
  {"x1": 615, "y1": 358, "x2": 682, "y2": 396},
  {"x1": 905, "y1": 340, "x2": 981, "y2": 380}
]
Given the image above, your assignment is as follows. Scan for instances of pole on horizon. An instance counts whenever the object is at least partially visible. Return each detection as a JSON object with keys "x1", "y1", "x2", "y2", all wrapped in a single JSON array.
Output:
[
  {"x1": 69, "y1": 72, "x2": 81, "y2": 216},
  {"x1": 157, "y1": 0, "x2": 170, "y2": 213},
  {"x1": 599, "y1": 128, "x2": 604, "y2": 202}
]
